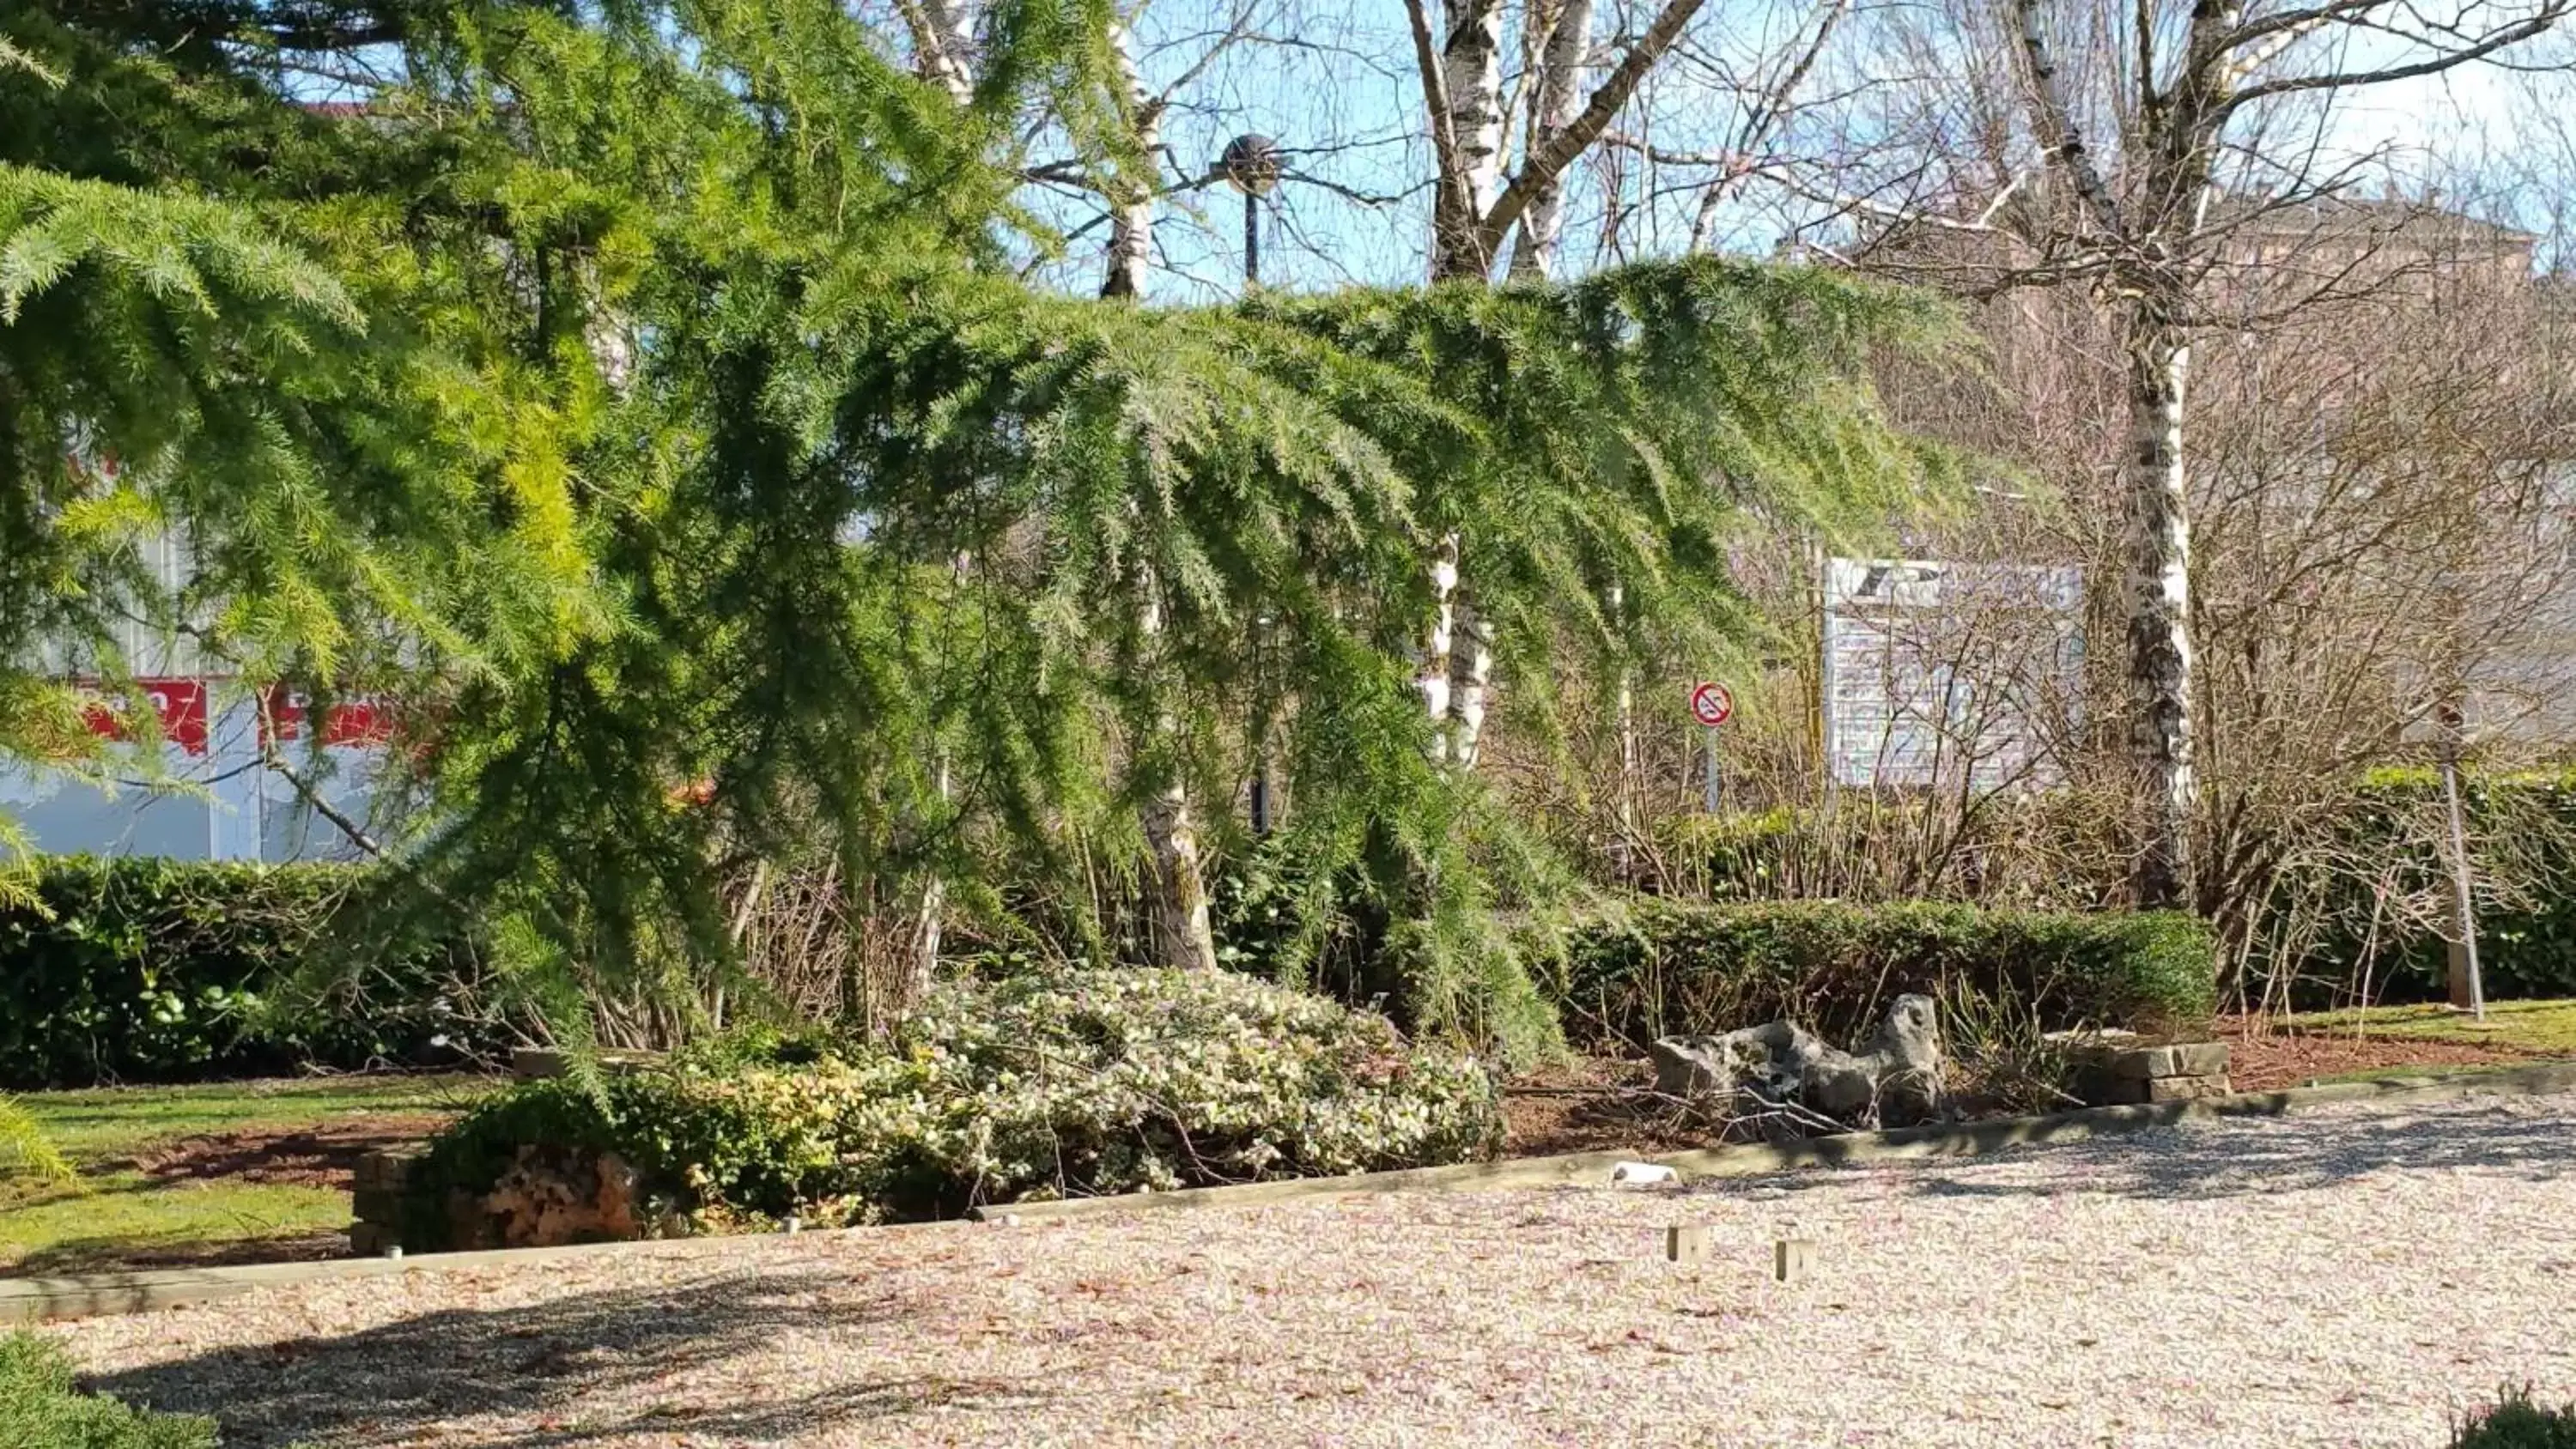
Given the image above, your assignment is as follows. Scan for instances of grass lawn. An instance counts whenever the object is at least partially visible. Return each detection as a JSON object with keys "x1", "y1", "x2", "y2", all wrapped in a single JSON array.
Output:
[
  {"x1": 2, "y1": 1075, "x2": 498, "y2": 1276},
  {"x1": 2281, "y1": 998, "x2": 2576, "y2": 1056}
]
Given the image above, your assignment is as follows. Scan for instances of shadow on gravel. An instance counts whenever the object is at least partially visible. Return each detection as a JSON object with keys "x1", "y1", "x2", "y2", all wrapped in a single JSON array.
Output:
[
  {"x1": 1716, "y1": 1098, "x2": 2573, "y2": 1203},
  {"x1": 83, "y1": 1265, "x2": 1054, "y2": 1447}
]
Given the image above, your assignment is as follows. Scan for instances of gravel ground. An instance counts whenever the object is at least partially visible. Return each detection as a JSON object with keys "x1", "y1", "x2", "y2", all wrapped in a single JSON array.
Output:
[{"x1": 48, "y1": 1091, "x2": 2576, "y2": 1448}]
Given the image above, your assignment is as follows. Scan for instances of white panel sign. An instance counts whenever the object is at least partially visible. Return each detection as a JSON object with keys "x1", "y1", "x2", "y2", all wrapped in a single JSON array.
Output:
[{"x1": 1822, "y1": 558, "x2": 2083, "y2": 791}]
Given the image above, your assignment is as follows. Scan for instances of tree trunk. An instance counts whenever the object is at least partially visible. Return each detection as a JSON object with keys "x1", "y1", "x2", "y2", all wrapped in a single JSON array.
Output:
[
  {"x1": 2123, "y1": 293, "x2": 2195, "y2": 910},
  {"x1": 1431, "y1": 0, "x2": 1505, "y2": 281},
  {"x1": 1142, "y1": 777, "x2": 1219, "y2": 972},
  {"x1": 908, "y1": 754, "x2": 950, "y2": 1003},
  {"x1": 1607, "y1": 581, "x2": 1637, "y2": 876},
  {"x1": 897, "y1": 0, "x2": 976, "y2": 102},
  {"x1": 1092, "y1": 44, "x2": 1214, "y2": 972},
  {"x1": 1507, "y1": 0, "x2": 1594, "y2": 280},
  {"x1": 1418, "y1": 532, "x2": 1460, "y2": 762},
  {"x1": 1136, "y1": 567, "x2": 1221, "y2": 972},
  {"x1": 1101, "y1": 18, "x2": 1160, "y2": 300},
  {"x1": 1450, "y1": 598, "x2": 1494, "y2": 767}
]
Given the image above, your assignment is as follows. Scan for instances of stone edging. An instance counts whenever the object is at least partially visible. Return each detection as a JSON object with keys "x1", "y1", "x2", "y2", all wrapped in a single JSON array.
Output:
[{"x1": 7, "y1": 1058, "x2": 2570, "y2": 1325}]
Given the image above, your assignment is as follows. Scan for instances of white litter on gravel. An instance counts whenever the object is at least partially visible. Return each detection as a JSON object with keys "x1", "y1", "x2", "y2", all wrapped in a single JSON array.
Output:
[{"x1": 45, "y1": 1091, "x2": 2576, "y2": 1448}]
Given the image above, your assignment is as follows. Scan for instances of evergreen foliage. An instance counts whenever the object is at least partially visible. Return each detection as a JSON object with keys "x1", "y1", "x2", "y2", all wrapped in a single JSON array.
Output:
[
  {"x1": 3, "y1": 0, "x2": 1957, "y2": 1056},
  {"x1": 0, "y1": 1332, "x2": 213, "y2": 1449},
  {"x1": 2456, "y1": 1388, "x2": 2576, "y2": 1449}
]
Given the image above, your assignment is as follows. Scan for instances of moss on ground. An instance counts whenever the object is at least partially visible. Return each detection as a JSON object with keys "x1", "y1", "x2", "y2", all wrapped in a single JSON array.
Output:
[{"x1": 2282, "y1": 999, "x2": 2576, "y2": 1056}]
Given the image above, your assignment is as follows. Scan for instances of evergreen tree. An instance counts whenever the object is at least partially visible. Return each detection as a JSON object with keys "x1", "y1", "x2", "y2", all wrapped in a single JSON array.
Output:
[{"x1": 3, "y1": 0, "x2": 1954, "y2": 1062}]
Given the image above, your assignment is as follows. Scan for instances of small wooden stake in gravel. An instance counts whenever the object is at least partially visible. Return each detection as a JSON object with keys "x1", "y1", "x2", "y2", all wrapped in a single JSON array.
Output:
[
  {"x1": 1667, "y1": 1225, "x2": 1710, "y2": 1264},
  {"x1": 1774, "y1": 1239, "x2": 1815, "y2": 1283}
]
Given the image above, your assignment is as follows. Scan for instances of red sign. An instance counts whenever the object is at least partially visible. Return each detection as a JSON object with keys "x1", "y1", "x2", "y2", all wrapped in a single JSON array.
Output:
[
  {"x1": 262, "y1": 687, "x2": 397, "y2": 749},
  {"x1": 83, "y1": 678, "x2": 210, "y2": 755},
  {"x1": 1689, "y1": 681, "x2": 1735, "y2": 728}
]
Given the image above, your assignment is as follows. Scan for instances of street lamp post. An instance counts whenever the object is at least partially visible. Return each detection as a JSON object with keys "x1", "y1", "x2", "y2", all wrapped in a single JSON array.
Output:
[
  {"x1": 1218, "y1": 133, "x2": 1281, "y2": 290},
  {"x1": 1221, "y1": 136, "x2": 1283, "y2": 834}
]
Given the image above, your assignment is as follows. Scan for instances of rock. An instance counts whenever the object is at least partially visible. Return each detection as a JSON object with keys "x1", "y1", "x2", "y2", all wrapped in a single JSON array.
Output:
[
  {"x1": 1648, "y1": 1037, "x2": 1732, "y2": 1098},
  {"x1": 511, "y1": 1046, "x2": 665, "y2": 1081},
  {"x1": 2044, "y1": 1027, "x2": 2136, "y2": 1045},
  {"x1": 1611, "y1": 1161, "x2": 1678, "y2": 1185},
  {"x1": 2065, "y1": 1039, "x2": 2234, "y2": 1105},
  {"x1": 2163, "y1": 1041, "x2": 2231, "y2": 1077},
  {"x1": 351, "y1": 1149, "x2": 422, "y2": 1192},
  {"x1": 2145, "y1": 1074, "x2": 2233, "y2": 1103},
  {"x1": 1649, "y1": 994, "x2": 1946, "y2": 1130}
]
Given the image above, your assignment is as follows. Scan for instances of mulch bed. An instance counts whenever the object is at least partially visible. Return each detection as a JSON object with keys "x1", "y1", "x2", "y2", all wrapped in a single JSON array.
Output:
[
  {"x1": 1499, "y1": 1057, "x2": 1695, "y2": 1157},
  {"x1": 2217, "y1": 1017, "x2": 2543, "y2": 1091}
]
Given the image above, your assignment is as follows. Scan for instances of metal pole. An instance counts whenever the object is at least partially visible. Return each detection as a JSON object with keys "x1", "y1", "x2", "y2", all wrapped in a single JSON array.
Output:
[
  {"x1": 1244, "y1": 191, "x2": 1260, "y2": 289},
  {"x1": 2440, "y1": 748, "x2": 2486, "y2": 1021},
  {"x1": 1704, "y1": 726, "x2": 1721, "y2": 815}
]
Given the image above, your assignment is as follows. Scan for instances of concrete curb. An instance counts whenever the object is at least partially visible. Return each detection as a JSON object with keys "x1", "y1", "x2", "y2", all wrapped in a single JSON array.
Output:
[
  {"x1": 9, "y1": 1058, "x2": 2568, "y2": 1325},
  {"x1": 975, "y1": 1058, "x2": 2576, "y2": 1224}
]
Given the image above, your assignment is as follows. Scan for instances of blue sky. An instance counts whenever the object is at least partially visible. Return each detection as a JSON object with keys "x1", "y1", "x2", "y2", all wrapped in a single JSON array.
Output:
[{"x1": 997, "y1": 0, "x2": 2573, "y2": 304}]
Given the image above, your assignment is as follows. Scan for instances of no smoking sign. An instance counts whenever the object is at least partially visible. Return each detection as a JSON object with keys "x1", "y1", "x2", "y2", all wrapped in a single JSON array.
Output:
[{"x1": 1690, "y1": 681, "x2": 1734, "y2": 728}]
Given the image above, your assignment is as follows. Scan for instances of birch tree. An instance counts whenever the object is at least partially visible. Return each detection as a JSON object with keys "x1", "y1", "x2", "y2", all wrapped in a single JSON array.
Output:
[
  {"x1": 866, "y1": 0, "x2": 1265, "y2": 972},
  {"x1": 1407, "y1": 0, "x2": 1727, "y2": 282},
  {"x1": 1388, "y1": 0, "x2": 1877, "y2": 779},
  {"x1": 1822, "y1": 0, "x2": 2573, "y2": 908}
]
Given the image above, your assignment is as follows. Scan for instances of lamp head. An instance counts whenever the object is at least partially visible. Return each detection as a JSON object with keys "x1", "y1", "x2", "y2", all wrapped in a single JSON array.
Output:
[{"x1": 1220, "y1": 133, "x2": 1282, "y2": 196}]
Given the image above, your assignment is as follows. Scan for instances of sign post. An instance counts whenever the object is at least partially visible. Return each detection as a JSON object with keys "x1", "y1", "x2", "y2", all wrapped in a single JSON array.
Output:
[{"x1": 1689, "y1": 682, "x2": 1733, "y2": 814}]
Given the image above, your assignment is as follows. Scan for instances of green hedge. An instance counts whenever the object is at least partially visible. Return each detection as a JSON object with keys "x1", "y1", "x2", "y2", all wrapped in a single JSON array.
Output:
[
  {"x1": 0, "y1": 857, "x2": 482, "y2": 1088},
  {"x1": 2304, "y1": 769, "x2": 2576, "y2": 1003},
  {"x1": 0, "y1": 1332, "x2": 215, "y2": 1449},
  {"x1": 1546, "y1": 899, "x2": 2215, "y2": 1050},
  {"x1": 403, "y1": 966, "x2": 1501, "y2": 1244}
]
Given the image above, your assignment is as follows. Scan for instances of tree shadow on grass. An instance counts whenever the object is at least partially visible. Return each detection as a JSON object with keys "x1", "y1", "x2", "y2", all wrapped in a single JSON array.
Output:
[
  {"x1": 1702, "y1": 1094, "x2": 2576, "y2": 1203},
  {"x1": 84, "y1": 1264, "x2": 1052, "y2": 1447},
  {"x1": 16, "y1": 1227, "x2": 347, "y2": 1276}
]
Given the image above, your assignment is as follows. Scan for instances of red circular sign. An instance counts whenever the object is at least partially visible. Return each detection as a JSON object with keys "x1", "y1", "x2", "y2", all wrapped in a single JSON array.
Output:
[{"x1": 1690, "y1": 682, "x2": 1734, "y2": 727}]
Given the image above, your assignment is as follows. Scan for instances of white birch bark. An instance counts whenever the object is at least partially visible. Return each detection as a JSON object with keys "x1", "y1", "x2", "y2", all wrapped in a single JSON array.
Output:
[
  {"x1": 1417, "y1": 532, "x2": 1460, "y2": 762},
  {"x1": 1507, "y1": 0, "x2": 1595, "y2": 280},
  {"x1": 1450, "y1": 601, "x2": 1495, "y2": 768},
  {"x1": 908, "y1": 752, "x2": 951, "y2": 1002},
  {"x1": 2123, "y1": 297, "x2": 2196, "y2": 908},
  {"x1": 1607, "y1": 582, "x2": 1637, "y2": 872},
  {"x1": 1101, "y1": 15, "x2": 1161, "y2": 300},
  {"x1": 1431, "y1": 0, "x2": 1507, "y2": 280},
  {"x1": 1085, "y1": 25, "x2": 1215, "y2": 971},
  {"x1": 894, "y1": 0, "x2": 976, "y2": 103}
]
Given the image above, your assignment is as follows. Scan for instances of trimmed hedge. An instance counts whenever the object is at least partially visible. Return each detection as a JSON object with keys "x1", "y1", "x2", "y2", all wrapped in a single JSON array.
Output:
[
  {"x1": 2305, "y1": 769, "x2": 2576, "y2": 1003},
  {"x1": 1546, "y1": 900, "x2": 2215, "y2": 1050},
  {"x1": 0, "y1": 1332, "x2": 215, "y2": 1449},
  {"x1": 402, "y1": 966, "x2": 1501, "y2": 1244},
  {"x1": 0, "y1": 857, "x2": 481, "y2": 1088}
]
